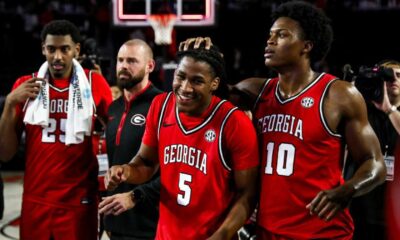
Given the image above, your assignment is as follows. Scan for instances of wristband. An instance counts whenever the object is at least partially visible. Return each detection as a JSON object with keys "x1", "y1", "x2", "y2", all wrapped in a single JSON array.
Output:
[
  {"x1": 131, "y1": 189, "x2": 144, "y2": 203},
  {"x1": 386, "y1": 105, "x2": 397, "y2": 115}
]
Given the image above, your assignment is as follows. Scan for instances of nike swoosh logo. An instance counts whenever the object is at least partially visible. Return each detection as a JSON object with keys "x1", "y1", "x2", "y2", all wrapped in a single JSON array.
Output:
[{"x1": 163, "y1": 122, "x2": 175, "y2": 127}]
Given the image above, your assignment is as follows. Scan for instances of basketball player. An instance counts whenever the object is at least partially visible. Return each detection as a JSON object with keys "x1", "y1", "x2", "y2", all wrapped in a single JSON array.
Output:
[
  {"x1": 100, "y1": 39, "x2": 162, "y2": 239},
  {"x1": 105, "y1": 43, "x2": 259, "y2": 239},
  {"x1": 0, "y1": 20, "x2": 112, "y2": 239},
  {"x1": 179, "y1": 1, "x2": 386, "y2": 239}
]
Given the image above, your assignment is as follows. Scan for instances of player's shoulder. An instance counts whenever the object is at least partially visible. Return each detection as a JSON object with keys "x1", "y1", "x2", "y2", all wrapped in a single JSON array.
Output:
[
  {"x1": 230, "y1": 77, "x2": 268, "y2": 110},
  {"x1": 13, "y1": 74, "x2": 35, "y2": 88},
  {"x1": 219, "y1": 99, "x2": 252, "y2": 126},
  {"x1": 153, "y1": 92, "x2": 171, "y2": 103},
  {"x1": 86, "y1": 69, "x2": 106, "y2": 83},
  {"x1": 17, "y1": 74, "x2": 35, "y2": 83},
  {"x1": 236, "y1": 77, "x2": 268, "y2": 96},
  {"x1": 328, "y1": 78, "x2": 361, "y2": 102}
]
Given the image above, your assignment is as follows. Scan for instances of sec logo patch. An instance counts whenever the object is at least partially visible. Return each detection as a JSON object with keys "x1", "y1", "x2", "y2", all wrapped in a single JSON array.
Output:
[
  {"x1": 204, "y1": 129, "x2": 216, "y2": 142},
  {"x1": 301, "y1": 97, "x2": 314, "y2": 108}
]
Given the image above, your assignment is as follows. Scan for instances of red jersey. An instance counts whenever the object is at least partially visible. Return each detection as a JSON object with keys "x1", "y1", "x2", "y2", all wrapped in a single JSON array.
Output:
[
  {"x1": 143, "y1": 93, "x2": 259, "y2": 239},
  {"x1": 386, "y1": 137, "x2": 400, "y2": 239},
  {"x1": 254, "y1": 73, "x2": 354, "y2": 239},
  {"x1": 14, "y1": 70, "x2": 112, "y2": 208}
]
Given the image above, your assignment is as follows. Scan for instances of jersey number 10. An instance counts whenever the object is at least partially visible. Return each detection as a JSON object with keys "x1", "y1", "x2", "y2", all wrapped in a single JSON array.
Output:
[{"x1": 265, "y1": 142, "x2": 295, "y2": 176}]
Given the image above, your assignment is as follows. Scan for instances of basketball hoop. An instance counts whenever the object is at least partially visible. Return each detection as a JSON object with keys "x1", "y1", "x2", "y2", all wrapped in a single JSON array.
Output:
[{"x1": 148, "y1": 14, "x2": 177, "y2": 45}]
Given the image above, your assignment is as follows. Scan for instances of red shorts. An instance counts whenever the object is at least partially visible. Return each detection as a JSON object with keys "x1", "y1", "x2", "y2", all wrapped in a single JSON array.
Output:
[
  {"x1": 256, "y1": 226, "x2": 294, "y2": 240},
  {"x1": 20, "y1": 200, "x2": 98, "y2": 240},
  {"x1": 256, "y1": 226, "x2": 353, "y2": 240}
]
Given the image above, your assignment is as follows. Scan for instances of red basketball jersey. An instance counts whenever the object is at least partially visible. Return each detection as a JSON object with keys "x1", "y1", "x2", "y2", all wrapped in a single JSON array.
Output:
[
  {"x1": 254, "y1": 73, "x2": 354, "y2": 239},
  {"x1": 143, "y1": 93, "x2": 259, "y2": 239},
  {"x1": 13, "y1": 70, "x2": 112, "y2": 208}
]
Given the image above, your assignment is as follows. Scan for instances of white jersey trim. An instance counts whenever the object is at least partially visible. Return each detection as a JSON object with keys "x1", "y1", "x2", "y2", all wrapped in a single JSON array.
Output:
[
  {"x1": 253, "y1": 78, "x2": 272, "y2": 111},
  {"x1": 320, "y1": 79, "x2": 342, "y2": 138},
  {"x1": 218, "y1": 106, "x2": 238, "y2": 171},
  {"x1": 275, "y1": 72, "x2": 325, "y2": 104},
  {"x1": 176, "y1": 99, "x2": 227, "y2": 135},
  {"x1": 157, "y1": 92, "x2": 173, "y2": 140}
]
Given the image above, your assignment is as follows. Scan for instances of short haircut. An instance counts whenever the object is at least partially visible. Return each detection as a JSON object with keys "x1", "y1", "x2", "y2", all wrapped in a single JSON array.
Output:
[
  {"x1": 40, "y1": 20, "x2": 81, "y2": 43},
  {"x1": 177, "y1": 42, "x2": 229, "y2": 99},
  {"x1": 272, "y1": 1, "x2": 333, "y2": 64},
  {"x1": 378, "y1": 59, "x2": 400, "y2": 68},
  {"x1": 123, "y1": 39, "x2": 154, "y2": 59}
]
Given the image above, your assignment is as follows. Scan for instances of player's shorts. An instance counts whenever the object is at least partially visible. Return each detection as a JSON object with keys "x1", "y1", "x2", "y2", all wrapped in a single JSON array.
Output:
[
  {"x1": 20, "y1": 200, "x2": 98, "y2": 240},
  {"x1": 256, "y1": 225, "x2": 353, "y2": 240},
  {"x1": 256, "y1": 227, "x2": 294, "y2": 240}
]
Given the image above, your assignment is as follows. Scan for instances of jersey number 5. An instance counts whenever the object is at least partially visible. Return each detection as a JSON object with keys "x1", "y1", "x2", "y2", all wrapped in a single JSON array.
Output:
[
  {"x1": 265, "y1": 142, "x2": 295, "y2": 176},
  {"x1": 42, "y1": 118, "x2": 66, "y2": 143},
  {"x1": 177, "y1": 173, "x2": 192, "y2": 206}
]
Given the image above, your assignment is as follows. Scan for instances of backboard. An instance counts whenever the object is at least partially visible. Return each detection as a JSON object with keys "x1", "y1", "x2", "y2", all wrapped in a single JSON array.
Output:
[{"x1": 113, "y1": 0, "x2": 215, "y2": 27}]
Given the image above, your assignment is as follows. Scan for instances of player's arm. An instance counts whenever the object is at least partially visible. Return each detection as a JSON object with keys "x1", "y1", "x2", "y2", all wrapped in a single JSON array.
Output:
[
  {"x1": 92, "y1": 72, "x2": 112, "y2": 119},
  {"x1": 105, "y1": 143, "x2": 159, "y2": 190},
  {"x1": 228, "y1": 78, "x2": 267, "y2": 110},
  {"x1": 99, "y1": 175, "x2": 160, "y2": 215},
  {"x1": 307, "y1": 80, "x2": 386, "y2": 221},
  {"x1": 209, "y1": 111, "x2": 259, "y2": 240},
  {"x1": 209, "y1": 167, "x2": 259, "y2": 240},
  {"x1": 0, "y1": 78, "x2": 42, "y2": 161}
]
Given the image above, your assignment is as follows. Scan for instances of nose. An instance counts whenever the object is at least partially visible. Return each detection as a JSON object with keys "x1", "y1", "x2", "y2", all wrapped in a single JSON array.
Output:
[
  {"x1": 180, "y1": 80, "x2": 193, "y2": 92},
  {"x1": 267, "y1": 35, "x2": 276, "y2": 45},
  {"x1": 119, "y1": 60, "x2": 129, "y2": 70},
  {"x1": 54, "y1": 49, "x2": 62, "y2": 60}
]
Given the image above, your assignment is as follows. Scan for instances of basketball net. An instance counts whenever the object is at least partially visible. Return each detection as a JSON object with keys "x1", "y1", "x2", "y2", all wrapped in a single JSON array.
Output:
[{"x1": 148, "y1": 14, "x2": 177, "y2": 45}]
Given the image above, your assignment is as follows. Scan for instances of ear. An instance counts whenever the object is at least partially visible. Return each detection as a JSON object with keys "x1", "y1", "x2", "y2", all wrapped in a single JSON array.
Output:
[
  {"x1": 75, "y1": 43, "x2": 81, "y2": 58},
  {"x1": 147, "y1": 59, "x2": 156, "y2": 73},
  {"x1": 302, "y1": 40, "x2": 313, "y2": 55},
  {"x1": 42, "y1": 43, "x2": 46, "y2": 56},
  {"x1": 210, "y1": 77, "x2": 220, "y2": 92}
]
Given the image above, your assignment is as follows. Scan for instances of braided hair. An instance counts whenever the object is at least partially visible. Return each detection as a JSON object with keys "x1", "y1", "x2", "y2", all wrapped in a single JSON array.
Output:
[{"x1": 176, "y1": 42, "x2": 229, "y2": 99}]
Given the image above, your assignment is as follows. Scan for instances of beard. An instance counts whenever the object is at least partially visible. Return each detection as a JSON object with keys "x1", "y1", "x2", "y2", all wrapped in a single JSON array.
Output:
[{"x1": 117, "y1": 69, "x2": 146, "y2": 90}]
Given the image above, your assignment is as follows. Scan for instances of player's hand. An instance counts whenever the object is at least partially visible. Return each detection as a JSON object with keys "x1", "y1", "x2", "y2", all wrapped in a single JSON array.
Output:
[
  {"x1": 6, "y1": 78, "x2": 45, "y2": 107},
  {"x1": 178, "y1": 37, "x2": 213, "y2": 51},
  {"x1": 306, "y1": 185, "x2": 354, "y2": 221},
  {"x1": 104, "y1": 165, "x2": 130, "y2": 191},
  {"x1": 99, "y1": 192, "x2": 135, "y2": 216}
]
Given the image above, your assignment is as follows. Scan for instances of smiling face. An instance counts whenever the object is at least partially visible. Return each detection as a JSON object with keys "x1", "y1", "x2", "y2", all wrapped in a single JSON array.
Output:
[
  {"x1": 264, "y1": 17, "x2": 311, "y2": 69},
  {"x1": 173, "y1": 56, "x2": 219, "y2": 117},
  {"x1": 42, "y1": 34, "x2": 80, "y2": 79}
]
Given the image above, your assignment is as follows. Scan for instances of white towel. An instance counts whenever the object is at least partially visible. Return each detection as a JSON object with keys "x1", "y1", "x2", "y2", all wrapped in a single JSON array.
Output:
[{"x1": 23, "y1": 59, "x2": 94, "y2": 145}]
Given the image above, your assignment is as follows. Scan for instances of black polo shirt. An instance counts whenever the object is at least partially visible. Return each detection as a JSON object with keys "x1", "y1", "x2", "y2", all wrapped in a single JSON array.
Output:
[{"x1": 105, "y1": 84, "x2": 162, "y2": 239}]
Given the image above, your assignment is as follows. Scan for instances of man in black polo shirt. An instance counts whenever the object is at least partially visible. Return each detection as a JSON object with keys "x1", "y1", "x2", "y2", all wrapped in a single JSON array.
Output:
[{"x1": 99, "y1": 39, "x2": 162, "y2": 240}]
